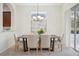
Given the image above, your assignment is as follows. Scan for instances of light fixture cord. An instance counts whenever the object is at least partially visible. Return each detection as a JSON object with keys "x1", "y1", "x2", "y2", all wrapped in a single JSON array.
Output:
[{"x1": 37, "y1": 3, "x2": 39, "y2": 20}]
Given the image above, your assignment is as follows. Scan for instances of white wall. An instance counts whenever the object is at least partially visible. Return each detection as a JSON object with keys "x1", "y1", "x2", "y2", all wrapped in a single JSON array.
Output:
[
  {"x1": 0, "y1": 3, "x2": 15, "y2": 53},
  {"x1": 15, "y1": 4, "x2": 37, "y2": 36},
  {"x1": 0, "y1": 31, "x2": 15, "y2": 53},
  {"x1": 15, "y1": 3, "x2": 63, "y2": 36},
  {"x1": 39, "y1": 4, "x2": 63, "y2": 35},
  {"x1": 0, "y1": 3, "x2": 3, "y2": 32}
]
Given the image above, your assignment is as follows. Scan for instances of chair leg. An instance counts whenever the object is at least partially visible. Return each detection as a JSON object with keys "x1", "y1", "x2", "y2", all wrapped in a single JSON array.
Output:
[
  {"x1": 48, "y1": 48, "x2": 51, "y2": 55},
  {"x1": 15, "y1": 41, "x2": 20, "y2": 51},
  {"x1": 28, "y1": 48, "x2": 30, "y2": 55},
  {"x1": 15, "y1": 44, "x2": 18, "y2": 51},
  {"x1": 61, "y1": 44, "x2": 62, "y2": 52},
  {"x1": 40, "y1": 48, "x2": 42, "y2": 55},
  {"x1": 58, "y1": 43, "x2": 60, "y2": 48},
  {"x1": 17, "y1": 42, "x2": 19, "y2": 50},
  {"x1": 36, "y1": 48, "x2": 38, "y2": 55}
]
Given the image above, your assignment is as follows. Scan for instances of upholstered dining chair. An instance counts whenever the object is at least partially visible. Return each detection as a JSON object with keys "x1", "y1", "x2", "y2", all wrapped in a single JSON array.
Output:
[
  {"x1": 14, "y1": 34, "x2": 23, "y2": 51},
  {"x1": 27, "y1": 35, "x2": 39, "y2": 54},
  {"x1": 40, "y1": 35, "x2": 51, "y2": 55}
]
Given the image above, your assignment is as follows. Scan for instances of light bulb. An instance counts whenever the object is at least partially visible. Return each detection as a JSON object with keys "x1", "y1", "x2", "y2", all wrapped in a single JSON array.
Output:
[
  {"x1": 37, "y1": 15, "x2": 41, "y2": 19},
  {"x1": 33, "y1": 16, "x2": 37, "y2": 20},
  {"x1": 40, "y1": 17, "x2": 44, "y2": 19}
]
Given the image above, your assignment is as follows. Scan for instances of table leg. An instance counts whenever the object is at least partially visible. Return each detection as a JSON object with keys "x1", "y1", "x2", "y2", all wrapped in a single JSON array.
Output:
[
  {"x1": 25, "y1": 38, "x2": 28, "y2": 51},
  {"x1": 50, "y1": 37, "x2": 52, "y2": 50},
  {"x1": 52, "y1": 38, "x2": 55, "y2": 51},
  {"x1": 39, "y1": 37, "x2": 41, "y2": 50},
  {"x1": 23, "y1": 38, "x2": 26, "y2": 52}
]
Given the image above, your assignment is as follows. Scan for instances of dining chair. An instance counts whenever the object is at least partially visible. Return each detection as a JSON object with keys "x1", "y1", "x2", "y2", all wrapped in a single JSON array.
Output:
[
  {"x1": 58, "y1": 34, "x2": 64, "y2": 52},
  {"x1": 27, "y1": 35, "x2": 39, "y2": 54},
  {"x1": 40, "y1": 35, "x2": 51, "y2": 55},
  {"x1": 14, "y1": 34, "x2": 23, "y2": 51},
  {"x1": 54, "y1": 34, "x2": 64, "y2": 52}
]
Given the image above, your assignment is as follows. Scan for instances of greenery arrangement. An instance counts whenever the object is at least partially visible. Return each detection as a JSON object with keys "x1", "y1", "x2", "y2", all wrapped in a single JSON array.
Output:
[{"x1": 37, "y1": 28, "x2": 44, "y2": 35}]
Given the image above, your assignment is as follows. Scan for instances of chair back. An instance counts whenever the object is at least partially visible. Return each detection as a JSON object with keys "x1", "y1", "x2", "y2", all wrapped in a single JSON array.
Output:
[
  {"x1": 14, "y1": 34, "x2": 17, "y2": 42},
  {"x1": 27, "y1": 35, "x2": 39, "y2": 48},
  {"x1": 59, "y1": 34, "x2": 64, "y2": 43},
  {"x1": 41, "y1": 35, "x2": 51, "y2": 48}
]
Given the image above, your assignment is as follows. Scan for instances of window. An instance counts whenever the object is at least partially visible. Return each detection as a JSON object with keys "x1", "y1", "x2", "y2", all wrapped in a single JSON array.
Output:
[{"x1": 31, "y1": 12, "x2": 47, "y2": 33}]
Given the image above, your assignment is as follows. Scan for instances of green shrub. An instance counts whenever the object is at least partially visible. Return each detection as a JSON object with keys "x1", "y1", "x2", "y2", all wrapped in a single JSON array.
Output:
[{"x1": 37, "y1": 28, "x2": 44, "y2": 35}]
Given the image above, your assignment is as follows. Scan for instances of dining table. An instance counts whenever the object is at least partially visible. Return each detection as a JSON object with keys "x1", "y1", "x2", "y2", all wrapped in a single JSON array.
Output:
[{"x1": 18, "y1": 34, "x2": 60, "y2": 52}]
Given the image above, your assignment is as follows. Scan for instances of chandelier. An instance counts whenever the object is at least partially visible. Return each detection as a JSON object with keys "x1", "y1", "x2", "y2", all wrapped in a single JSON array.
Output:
[{"x1": 31, "y1": 3, "x2": 46, "y2": 21}]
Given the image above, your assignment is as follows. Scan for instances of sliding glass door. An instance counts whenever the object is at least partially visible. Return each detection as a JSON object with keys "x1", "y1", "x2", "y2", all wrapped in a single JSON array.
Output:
[
  {"x1": 75, "y1": 5, "x2": 79, "y2": 51},
  {"x1": 71, "y1": 4, "x2": 79, "y2": 51}
]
